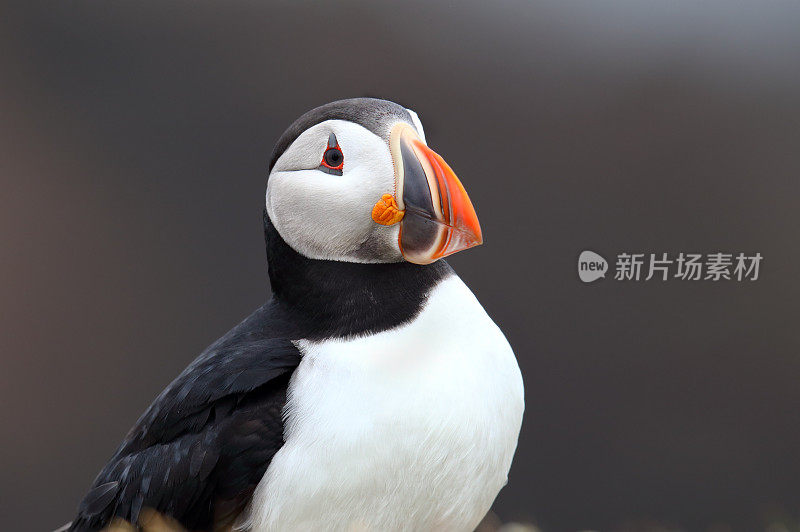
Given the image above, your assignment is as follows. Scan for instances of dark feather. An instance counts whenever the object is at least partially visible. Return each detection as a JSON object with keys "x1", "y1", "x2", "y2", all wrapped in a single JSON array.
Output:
[
  {"x1": 68, "y1": 327, "x2": 300, "y2": 531},
  {"x1": 79, "y1": 482, "x2": 119, "y2": 516}
]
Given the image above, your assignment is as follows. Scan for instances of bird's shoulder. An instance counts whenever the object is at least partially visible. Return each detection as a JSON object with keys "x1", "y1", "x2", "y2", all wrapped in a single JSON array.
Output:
[
  {"x1": 70, "y1": 302, "x2": 302, "y2": 531},
  {"x1": 122, "y1": 302, "x2": 300, "y2": 452}
]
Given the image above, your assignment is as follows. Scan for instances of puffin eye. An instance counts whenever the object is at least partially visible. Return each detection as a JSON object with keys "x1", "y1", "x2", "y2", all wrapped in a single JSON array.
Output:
[
  {"x1": 318, "y1": 132, "x2": 344, "y2": 175},
  {"x1": 323, "y1": 148, "x2": 343, "y2": 168}
]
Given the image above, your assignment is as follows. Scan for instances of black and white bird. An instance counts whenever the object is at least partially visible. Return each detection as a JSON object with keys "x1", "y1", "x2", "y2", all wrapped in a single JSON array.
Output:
[{"x1": 67, "y1": 98, "x2": 524, "y2": 532}]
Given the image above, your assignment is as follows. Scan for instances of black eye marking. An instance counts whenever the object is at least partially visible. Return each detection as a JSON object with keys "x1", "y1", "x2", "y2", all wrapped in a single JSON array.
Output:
[{"x1": 319, "y1": 132, "x2": 344, "y2": 176}]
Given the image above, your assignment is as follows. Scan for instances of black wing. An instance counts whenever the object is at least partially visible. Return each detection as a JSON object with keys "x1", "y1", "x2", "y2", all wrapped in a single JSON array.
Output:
[{"x1": 69, "y1": 305, "x2": 301, "y2": 531}]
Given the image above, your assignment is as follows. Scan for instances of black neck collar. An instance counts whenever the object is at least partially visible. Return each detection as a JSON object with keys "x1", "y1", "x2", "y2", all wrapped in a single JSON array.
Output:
[{"x1": 263, "y1": 212, "x2": 452, "y2": 340}]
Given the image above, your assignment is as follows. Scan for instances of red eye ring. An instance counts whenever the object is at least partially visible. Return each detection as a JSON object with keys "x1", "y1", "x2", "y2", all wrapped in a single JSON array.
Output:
[
  {"x1": 321, "y1": 145, "x2": 344, "y2": 170},
  {"x1": 318, "y1": 132, "x2": 344, "y2": 175}
]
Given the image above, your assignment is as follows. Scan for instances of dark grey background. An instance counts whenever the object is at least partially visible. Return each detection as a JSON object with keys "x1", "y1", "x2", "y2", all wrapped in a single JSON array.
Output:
[{"x1": 2, "y1": 2, "x2": 799, "y2": 531}]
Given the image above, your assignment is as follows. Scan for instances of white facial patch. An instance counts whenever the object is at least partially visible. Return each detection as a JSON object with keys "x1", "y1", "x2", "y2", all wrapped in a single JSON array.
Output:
[{"x1": 267, "y1": 120, "x2": 405, "y2": 263}]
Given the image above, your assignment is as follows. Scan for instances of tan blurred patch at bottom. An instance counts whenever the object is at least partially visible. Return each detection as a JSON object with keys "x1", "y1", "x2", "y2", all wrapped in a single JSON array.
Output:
[
  {"x1": 101, "y1": 509, "x2": 188, "y2": 532},
  {"x1": 102, "y1": 518, "x2": 137, "y2": 532},
  {"x1": 139, "y1": 509, "x2": 188, "y2": 532},
  {"x1": 475, "y1": 512, "x2": 542, "y2": 532}
]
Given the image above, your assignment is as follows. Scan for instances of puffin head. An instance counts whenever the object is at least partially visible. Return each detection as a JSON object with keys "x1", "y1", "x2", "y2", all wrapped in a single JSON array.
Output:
[{"x1": 266, "y1": 98, "x2": 482, "y2": 265}]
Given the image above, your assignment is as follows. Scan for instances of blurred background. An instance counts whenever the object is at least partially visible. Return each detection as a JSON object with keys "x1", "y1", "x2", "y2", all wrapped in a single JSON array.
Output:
[{"x1": 2, "y1": 1, "x2": 800, "y2": 531}]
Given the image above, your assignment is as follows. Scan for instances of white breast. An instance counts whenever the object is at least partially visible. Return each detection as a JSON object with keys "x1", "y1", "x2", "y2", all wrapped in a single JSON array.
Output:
[{"x1": 244, "y1": 275, "x2": 524, "y2": 532}]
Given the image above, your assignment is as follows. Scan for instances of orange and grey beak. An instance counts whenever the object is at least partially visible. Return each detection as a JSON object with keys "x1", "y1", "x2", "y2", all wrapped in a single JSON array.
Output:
[{"x1": 381, "y1": 123, "x2": 482, "y2": 265}]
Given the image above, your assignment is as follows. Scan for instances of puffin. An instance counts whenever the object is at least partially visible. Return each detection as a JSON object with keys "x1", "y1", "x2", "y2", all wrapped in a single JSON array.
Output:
[{"x1": 66, "y1": 98, "x2": 524, "y2": 532}]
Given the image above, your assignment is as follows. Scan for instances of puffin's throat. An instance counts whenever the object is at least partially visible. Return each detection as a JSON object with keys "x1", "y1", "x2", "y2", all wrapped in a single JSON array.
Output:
[{"x1": 263, "y1": 212, "x2": 452, "y2": 340}]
